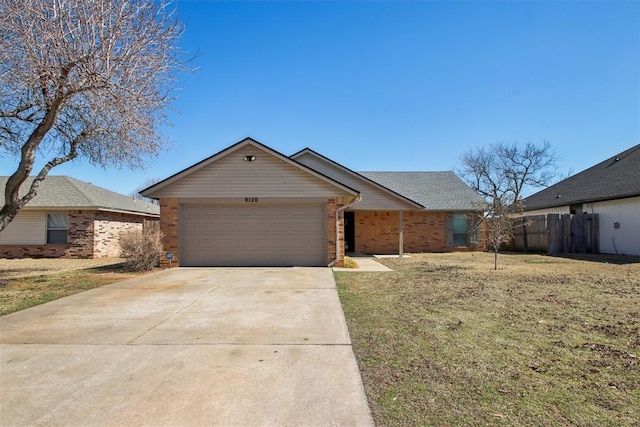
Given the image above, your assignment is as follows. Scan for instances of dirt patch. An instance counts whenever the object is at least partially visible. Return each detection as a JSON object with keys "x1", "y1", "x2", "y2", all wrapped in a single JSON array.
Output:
[{"x1": 0, "y1": 258, "x2": 125, "y2": 280}]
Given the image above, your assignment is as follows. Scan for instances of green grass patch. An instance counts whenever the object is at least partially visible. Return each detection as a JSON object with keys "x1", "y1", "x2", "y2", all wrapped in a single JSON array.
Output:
[{"x1": 336, "y1": 252, "x2": 640, "y2": 426}]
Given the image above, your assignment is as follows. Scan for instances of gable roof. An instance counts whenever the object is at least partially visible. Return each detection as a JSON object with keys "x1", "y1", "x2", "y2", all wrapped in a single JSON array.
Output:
[
  {"x1": 523, "y1": 144, "x2": 640, "y2": 211},
  {"x1": 290, "y1": 148, "x2": 424, "y2": 209},
  {"x1": 0, "y1": 176, "x2": 159, "y2": 216},
  {"x1": 141, "y1": 137, "x2": 359, "y2": 198},
  {"x1": 359, "y1": 171, "x2": 485, "y2": 211}
]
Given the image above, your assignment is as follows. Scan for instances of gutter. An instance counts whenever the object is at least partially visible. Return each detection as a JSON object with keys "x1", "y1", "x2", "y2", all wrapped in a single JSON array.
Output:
[{"x1": 328, "y1": 194, "x2": 362, "y2": 267}]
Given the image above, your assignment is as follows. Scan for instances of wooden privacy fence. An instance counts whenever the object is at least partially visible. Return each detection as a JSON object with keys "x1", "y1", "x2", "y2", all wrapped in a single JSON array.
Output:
[
  {"x1": 513, "y1": 215, "x2": 547, "y2": 251},
  {"x1": 512, "y1": 214, "x2": 599, "y2": 254}
]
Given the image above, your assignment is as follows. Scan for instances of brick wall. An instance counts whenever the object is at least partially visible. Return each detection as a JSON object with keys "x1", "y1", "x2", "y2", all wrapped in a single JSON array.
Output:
[
  {"x1": 403, "y1": 211, "x2": 448, "y2": 252},
  {"x1": 327, "y1": 198, "x2": 345, "y2": 267},
  {"x1": 0, "y1": 210, "x2": 155, "y2": 259},
  {"x1": 67, "y1": 210, "x2": 95, "y2": 258},
  {"x1": 354, "y1": 210, "x2": 486, "y2": 254},
  {"x1": 159, "y1": 198, "x2": 179, "y2": 268},
  {"x1": 1, "y1": 210, "x2": 95, "y2": 259},
  {"x1": 475, "y1": 217, "x2": 488, "y2": 251},
  {"x1": 93, "y1": 211, "x2": 146, "y2": 257},
  {"x1": 354, "y1": 210, "x2": 400, "y2": 254},
  {"x1": 0, "y1": 245, "x2": 68, "y2": 258}
]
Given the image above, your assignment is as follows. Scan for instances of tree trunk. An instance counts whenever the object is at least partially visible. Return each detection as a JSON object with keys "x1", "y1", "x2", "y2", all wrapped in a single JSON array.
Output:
[
  {"x1": 0, "y1": 98, "x2": 75, "y2": 233},
  {"x1": 0, "y1": 204, "x2": 20, "y2": 232},
  {"x1": 494, "y1": 249, "x2": 498, "y2": 270}
]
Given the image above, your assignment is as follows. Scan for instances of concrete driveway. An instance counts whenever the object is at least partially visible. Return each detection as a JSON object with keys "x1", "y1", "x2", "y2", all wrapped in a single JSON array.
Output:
[{"x1": 0, "y1": 268, "x2": 373, "y2": 426}]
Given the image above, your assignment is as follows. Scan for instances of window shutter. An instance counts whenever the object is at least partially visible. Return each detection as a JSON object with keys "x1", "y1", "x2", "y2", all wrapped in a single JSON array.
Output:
[{"x1": 445, "y1": 213, "x2": 453, "y2": 246}]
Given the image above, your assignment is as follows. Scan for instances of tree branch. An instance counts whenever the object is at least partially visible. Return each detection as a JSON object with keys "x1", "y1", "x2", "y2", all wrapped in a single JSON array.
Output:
[{"x1": 1, "y1": 0, "x2": 186, "y2": 231}]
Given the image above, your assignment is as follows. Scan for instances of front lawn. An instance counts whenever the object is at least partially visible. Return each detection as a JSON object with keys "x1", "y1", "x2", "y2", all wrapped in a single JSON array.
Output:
[
  {"x1": 0, "y1": 262, "x2": 143, "y2": 316},
  {"x1": 336, "y1": 252, "x2": 640, "y2": 426}
]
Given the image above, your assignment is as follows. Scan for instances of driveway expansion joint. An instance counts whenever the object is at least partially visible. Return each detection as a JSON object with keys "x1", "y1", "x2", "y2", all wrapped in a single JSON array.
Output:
[{"x1": 126, "y1": 297, "x2": 209, "y2": 345}]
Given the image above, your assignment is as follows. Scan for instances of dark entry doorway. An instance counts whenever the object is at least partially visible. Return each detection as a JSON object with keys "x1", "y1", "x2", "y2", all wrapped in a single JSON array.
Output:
[{"x1": 344, "y1": 211, "x2": 355, "y2": 253}]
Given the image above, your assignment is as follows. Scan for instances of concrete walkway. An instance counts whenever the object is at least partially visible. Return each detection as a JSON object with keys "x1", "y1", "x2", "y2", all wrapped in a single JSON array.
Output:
[
  {"x1": 0, "y1": 268, "x2": 373, "y2": 426},
  {"x1": 333, "y1": 256, "x2": 394, "y2": 272}
]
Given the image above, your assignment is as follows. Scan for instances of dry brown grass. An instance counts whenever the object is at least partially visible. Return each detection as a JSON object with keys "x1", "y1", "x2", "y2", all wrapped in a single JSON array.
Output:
[
  {"x1": 343, "y1": 256, "x2": 360, "y2": 269},
  {"x1": 0, "y1": 259, "x2": 146, "y2": 316},
  {"x1": 336, "y1": 252, "x2": 640, "y2": 426},
  {"x1": 0, "y1": 257, "x2": 126, "y2": 279}
]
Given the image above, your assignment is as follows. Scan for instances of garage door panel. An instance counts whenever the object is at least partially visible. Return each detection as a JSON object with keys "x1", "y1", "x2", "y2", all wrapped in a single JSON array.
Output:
[{"x1": 180, "y1": 204, "x2": 326, "y2": 267}]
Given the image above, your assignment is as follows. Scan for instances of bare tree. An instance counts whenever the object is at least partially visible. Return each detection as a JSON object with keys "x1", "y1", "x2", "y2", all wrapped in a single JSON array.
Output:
[
  {"x1": 459, "y1": 141, "x2": 558, "y2": 269},
  {"x1": 471, "y1": 199, "x2": 525, "y2": 270},
  {"x1": 0, "y1": 0, "x2": 186, "y2": 231},
  {"x1": 130, "y1": 177, "x2": 162, "y2": 205},
  {"x1": 460, "y1": 141, "x2": 558, "y2": 205}
]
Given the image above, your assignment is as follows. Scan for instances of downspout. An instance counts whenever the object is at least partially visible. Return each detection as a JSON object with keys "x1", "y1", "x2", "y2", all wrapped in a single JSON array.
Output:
[{"x1": 328, "y1": 194, "x2": 362, "y2": 267}]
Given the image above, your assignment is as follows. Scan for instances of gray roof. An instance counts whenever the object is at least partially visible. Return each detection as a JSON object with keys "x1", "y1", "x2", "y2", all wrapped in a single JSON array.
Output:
[
  {"x1": 0, "y1": 176, "x2": 159, "y2": 216},
  {"x1": 359, "y1": 171, "x2": 485, "y2": 210},
  {"x1": 523, "y1": 144, "x2": 640, "y2": 211}
]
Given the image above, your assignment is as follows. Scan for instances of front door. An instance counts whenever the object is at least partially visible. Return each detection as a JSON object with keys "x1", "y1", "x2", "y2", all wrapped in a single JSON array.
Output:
[{"x1": 344, "y1": 211, "x2": 355, "y2": 253}]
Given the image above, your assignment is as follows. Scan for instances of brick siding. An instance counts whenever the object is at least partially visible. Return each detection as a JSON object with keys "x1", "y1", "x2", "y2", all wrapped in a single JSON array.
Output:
[
  {"x1": 0, "y1": 210, "x2": 155, "y2": 259},
  {"x1": 403, "y1": 211, "x2": 448, "y2": 253},
  {"x1": 66, "y1": 210, "x2": 95, "y2": 258},
  {"x1": 159, "y1": 198, "x2": 179, "y2": 268},
  {"x1": 354, "y1": 210, "x2": 486, "y2": 254},
  {"x1": 327, "y1": 198, "x2": 345, "y2": 267},
  {"x1": 354, "y1": 210, "x2": 401, "y2": 254},
  {"x1": 93, "y1": 211, "x2": 146, "y2": 257},
  {"x1": 0, "y1": 245, "x2": 68, "y2": 258},
  {"x1": 155, "y1": 202, "x2": 486, "y2": 267}
]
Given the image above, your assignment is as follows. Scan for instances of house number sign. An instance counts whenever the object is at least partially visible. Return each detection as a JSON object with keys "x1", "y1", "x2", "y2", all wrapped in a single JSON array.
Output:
[{"x1": 244, "y1": 197, "x2": 259, "y2": 203}]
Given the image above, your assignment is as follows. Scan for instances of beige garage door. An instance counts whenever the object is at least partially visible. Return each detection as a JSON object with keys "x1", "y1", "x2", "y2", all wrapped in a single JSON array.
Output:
[{"x1": 180, "y1": 204, "x2": 326, "y2": 266}]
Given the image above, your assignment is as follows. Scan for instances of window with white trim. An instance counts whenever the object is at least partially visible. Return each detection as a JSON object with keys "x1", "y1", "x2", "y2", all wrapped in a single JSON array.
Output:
[{"x1": 47, "y1": 213, "x2": 68, "y2": 244}]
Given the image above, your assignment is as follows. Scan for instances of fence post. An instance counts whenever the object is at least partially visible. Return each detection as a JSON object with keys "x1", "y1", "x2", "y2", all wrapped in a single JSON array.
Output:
[
  {"x1": 547, "y1": 214, "x2": 559, "y2": 254},
  {"x1": 562, "y1": 214, "x2": 571, "y2": 253},
  {"x1": 593, "y1": 214, "x2": 600, "y2": 253},
  {"x1": 573, "y1": 214, "x2": 586, "y2": 253}
]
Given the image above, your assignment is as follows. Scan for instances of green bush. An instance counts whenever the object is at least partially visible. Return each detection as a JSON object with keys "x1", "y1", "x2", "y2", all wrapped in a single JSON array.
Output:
[{"x1": 118, "y1": 228, "x2": 163, "y2": 272}]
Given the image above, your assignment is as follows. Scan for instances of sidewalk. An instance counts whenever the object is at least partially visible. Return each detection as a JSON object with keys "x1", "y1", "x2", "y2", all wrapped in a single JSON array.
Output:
[{"x1": 333, "y1": 256, "x2": 395, "y2": 272}]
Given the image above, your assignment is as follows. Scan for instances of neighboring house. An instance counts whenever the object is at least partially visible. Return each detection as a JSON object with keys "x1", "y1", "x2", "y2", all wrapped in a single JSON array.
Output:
[
  {"x1": 523, "y1": 144, "x2": 640, "y2": 256},
  {"x1": 141, "y1": 137, "x2": 485, "y2": 267},
  {"x1": 0, "y1": 176, "x2": 160, "y2": 259}
]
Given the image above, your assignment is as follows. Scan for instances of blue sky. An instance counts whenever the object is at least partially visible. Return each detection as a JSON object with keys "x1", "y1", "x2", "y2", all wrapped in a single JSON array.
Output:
[{"x1": 3, "y1": 0, "x2": 639, "y2": 196}]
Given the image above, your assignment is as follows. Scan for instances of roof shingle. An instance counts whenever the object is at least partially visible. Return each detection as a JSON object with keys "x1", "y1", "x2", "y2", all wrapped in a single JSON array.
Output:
[
  {"x1": 359, "y1": 171, "x2": 485, "y2": 210},
  {"x1": 523, "y1": 144, "x2": 640, "y2": 211},
  {"x1": 0, "y1": 176, "x2": 159, "y2": 216}
]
